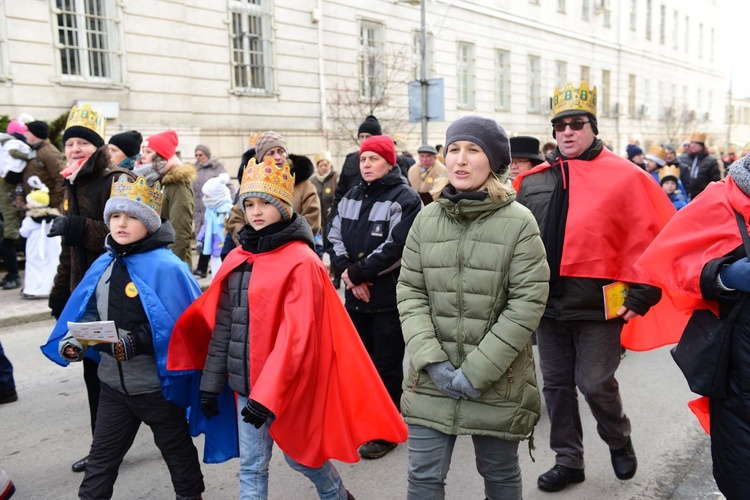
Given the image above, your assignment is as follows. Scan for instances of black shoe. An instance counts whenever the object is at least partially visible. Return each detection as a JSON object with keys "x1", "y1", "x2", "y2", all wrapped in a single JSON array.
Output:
[
  {"x1": 358, "y1": 440, "x2": 397, "y2": 459},
  {"x1": 192, "y1": 269, "x2": 207, "y2": 279},
  {"x1": 71, "y1": 456, "x2": 89, "y2": 473},
  {"x1": 537, "y1": 464, "x2": 585, "y2": 492},
  {"x1": 345, "y1": 490, "x2": 355, "y2": 500},
  {"x1": 0, "y1": 389, "x2": 17, "y2": 404},
  {"x1": 611, "y1": 437, "x2": 637, "y2": 480},
  {"x1": 332, "y1": 277, "x2": 341, "y2": 289},
  {"x1": 1, "y1": 276, "x2": 21, "y2": 290}
]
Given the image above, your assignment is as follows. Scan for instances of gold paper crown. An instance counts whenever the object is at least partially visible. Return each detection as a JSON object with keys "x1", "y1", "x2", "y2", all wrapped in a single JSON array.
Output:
[
  {"x1": 110, "y1": 175, "x2": 164, "y2": 215},
  {"x1": 65, "y1": 104, "x2": 106, "y2": 140},
  {"x1": 240, "y1": 157, "x2": 295, "y2": 208},
  {"x1": 647, "y1": 144, "x2": 667, "y2": 161},
  {"x1": 552, "y1": 82, "x2": 597, "y2": 118},
  {"x1": 689, "y1": 132, "x2": 707, "y2": 143},
  {"x1": 659, "y1": 165, "x2": 681, "y2": 183},
  {"x1": 314, "y1": 151, "x2": 332, "y2": 165}
]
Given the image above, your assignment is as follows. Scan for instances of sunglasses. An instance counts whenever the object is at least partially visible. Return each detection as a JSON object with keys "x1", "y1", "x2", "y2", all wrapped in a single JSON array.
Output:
[{"x1": 553, "y1": 120, "x2": 590, "y2": 132}]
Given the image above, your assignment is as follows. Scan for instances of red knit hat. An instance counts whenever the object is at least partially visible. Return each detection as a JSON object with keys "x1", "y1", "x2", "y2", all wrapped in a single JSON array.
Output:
[
  {"x1": 360, "y1": 135, "x2": 397, "y2": 166},
  {"x1": 143, "y1": 130, "x2": 178, "y2": 159}
]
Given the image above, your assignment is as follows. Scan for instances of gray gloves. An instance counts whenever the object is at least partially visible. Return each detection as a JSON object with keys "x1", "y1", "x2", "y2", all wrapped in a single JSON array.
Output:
[
  {"x1": 452, "y1": 368, "x2": 481, "y2": 399},
  {"x1": 425, "y1": 361, "x2": 466, "y2": 400}
]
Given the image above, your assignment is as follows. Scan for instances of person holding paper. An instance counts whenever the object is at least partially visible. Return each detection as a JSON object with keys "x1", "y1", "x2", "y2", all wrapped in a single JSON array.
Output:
[{"x1": 41, "y1": 175, "x2": 205, "y2": 500}]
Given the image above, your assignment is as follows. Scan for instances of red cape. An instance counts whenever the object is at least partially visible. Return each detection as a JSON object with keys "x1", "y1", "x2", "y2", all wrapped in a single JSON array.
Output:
[
  {"x1": 168, "y1": 241, "x2": 407, "y2": 467},
  {"x1": 513, "y1": 148, "x2": 686, "y2": 350},
  {"x1": 636, "y1": 177, "x2": 750, "y2": 433}
]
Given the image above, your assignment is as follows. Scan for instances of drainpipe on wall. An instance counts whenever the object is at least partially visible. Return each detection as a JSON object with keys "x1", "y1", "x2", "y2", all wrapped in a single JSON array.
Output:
[{"x1": 315, "y1": 0, "x2": 329, "y2": 150}]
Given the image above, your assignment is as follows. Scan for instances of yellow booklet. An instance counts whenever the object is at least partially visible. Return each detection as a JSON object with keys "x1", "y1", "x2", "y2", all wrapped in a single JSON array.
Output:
[{"x1": 603, "y1": 282, "x2": 630, "y2": 320}]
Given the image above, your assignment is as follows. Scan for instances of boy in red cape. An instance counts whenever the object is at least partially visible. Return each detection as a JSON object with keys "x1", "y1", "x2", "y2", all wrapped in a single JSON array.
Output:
[{"x1": 168, "y1": 157, "x2": 406, "y2": 499}]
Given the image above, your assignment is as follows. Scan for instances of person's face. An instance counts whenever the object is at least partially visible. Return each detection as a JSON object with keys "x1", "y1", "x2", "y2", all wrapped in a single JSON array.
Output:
[
  {"x1": 109, "y1": 212, "x2": 149, "y2": 245},
  {"x1": 316, "y1": 160, "x2": 331, "y2": 176},
  {"x1": 263, "y1": 146, "x2": 287, "y2": 167},
  {"x1": 108, "y1": 144, "x2": 127, "y2": 166},
  {"x1": 445, "y1": 141, "x2": 492, "y2": 193},
  {"x1": 645, "y1": 159, "x2": 659, "y2": 172},
  {"x1": 662, "y1": 180, "x2": 677, "y2": 194},
  {"x1": 65, "y1": 137, "x2": 97, "y2": 163},
  {"x1": 359, "y1": 151, "x2": 392, "y2": 183},
  {"x1": 195, "y1": 150, "x2": 208, "y2": 164},
  {"x1": 665, "y1": 149, "x2": 677, "y2": 162},
  {"x1": 23, "y1": 130, "x2": 42, "y2": 146},
  {"x1": 140, "y1": 147, "x2": 157, "y2": 165},
  {"x1": 689, "y1": 142, "x2": 704, "y2": 154},
  {"x1": 553, "y1": 115, "x2": 596, "y2": 159},
  {"x1": 243, "y1": 197, "x2": 283, "y2": 230},
  {"x1": 510, "y1": 157, "x2": 534, "y2": 178},
  {"x1": 358, "y1": 132, "x2": 373, "y2": 144},
  {"x1": 419, "y1": 152, "x2": 436, "y2": 169},
  {"x1": 631, "y1": 153, "x2": 644, "y2": 165}
]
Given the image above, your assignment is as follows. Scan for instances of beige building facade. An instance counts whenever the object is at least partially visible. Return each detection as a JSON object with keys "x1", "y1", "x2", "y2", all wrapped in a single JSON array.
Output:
[{"x1": 0, "y1": 0, "x2": 728, "y2": 169}]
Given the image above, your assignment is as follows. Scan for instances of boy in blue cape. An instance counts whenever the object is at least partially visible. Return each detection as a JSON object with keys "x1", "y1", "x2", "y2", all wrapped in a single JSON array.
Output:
[{"x1": 41, "y1": 175, "x2": 205, "y2": 500}]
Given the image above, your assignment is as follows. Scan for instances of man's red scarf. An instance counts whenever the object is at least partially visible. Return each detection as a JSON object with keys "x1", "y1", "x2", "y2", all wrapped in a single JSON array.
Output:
[
  {"x1": 513, "y1": 148, "x2": 685, "y2": 350},
  {"x1": 636, "y1": 177, "x2": 750, "y2": 433},
  {"x1": 168, "y1": 241, "x2": 407, "y2": 467}
]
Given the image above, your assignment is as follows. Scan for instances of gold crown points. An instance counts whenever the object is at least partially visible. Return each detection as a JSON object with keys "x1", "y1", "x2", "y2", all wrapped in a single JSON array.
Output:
[
  {"x1": 552, "y1": 82, "x2": 597, "y2": 117},
  {"x1": 648, "y1": 144, "x2": 667, "y2": 160},
  {"x1": 240, "y1": 157, "x2": 295, "y2": 207},
  {"x1": 66, "y1": 104, "x2": 106, "y2": 139},
  {"x1": 689, "y1": 132, "x2": 707, "y2": 143},
  {"x1": 659, "y1": 165, "x2": 681, "y2": 182},
  {"x1": 110, "y1": 175, "x2": 164, "y2": 215}
]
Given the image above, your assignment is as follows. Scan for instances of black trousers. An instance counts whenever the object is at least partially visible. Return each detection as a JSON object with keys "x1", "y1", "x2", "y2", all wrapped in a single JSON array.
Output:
[
  {"x1": 78, "y1": 384, "x2": 204, "y2": 499},
  {"x1": 347, "y1": 309, "x2": 405, "y2": 411},
  {"x1": 196, "y1": 253, "x2": 210, "y2": 273},
  {"x1": 82, "y1": 357, "x2": 100, "y2": 434}
]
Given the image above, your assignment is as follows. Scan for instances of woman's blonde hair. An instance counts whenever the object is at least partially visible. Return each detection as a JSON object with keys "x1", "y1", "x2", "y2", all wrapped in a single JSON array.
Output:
[{"x1": 429, "y1": 169, "x2": 513, "y2": 203}]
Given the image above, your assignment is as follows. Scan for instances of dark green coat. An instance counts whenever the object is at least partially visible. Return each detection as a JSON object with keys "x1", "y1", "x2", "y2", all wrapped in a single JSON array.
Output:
[{"x1": 397, "y1": 189, "x2": 549, "y2": 441}]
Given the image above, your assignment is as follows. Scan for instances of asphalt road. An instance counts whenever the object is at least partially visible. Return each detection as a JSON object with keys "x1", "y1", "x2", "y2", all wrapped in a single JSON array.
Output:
[{"x1": 0, "y1": 319, "x2": 724, "y2": 499}]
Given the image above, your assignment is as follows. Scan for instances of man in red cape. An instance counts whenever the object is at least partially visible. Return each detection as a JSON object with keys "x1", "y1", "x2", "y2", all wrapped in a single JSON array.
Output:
[{"x1": 513, "y1": 81, "x2": 684, "y2": 493}]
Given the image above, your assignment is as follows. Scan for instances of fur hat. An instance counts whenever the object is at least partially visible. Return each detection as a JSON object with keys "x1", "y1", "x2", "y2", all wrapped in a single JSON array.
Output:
[
  {"x1": 445, "y1": 115, "x2": 511, "y2": 174},
  {"x1": 143, "y1": 130, "x2": 178, "y2": 160},
  {"x1": 108, "y1": 130, "x2": 142, "y2": 158},
  {"x1": 26, "y1": 121, "x2": 50, "y2": 140},
  {"x1": 358, "y1": 115, "x2": 382, "y2": 136},
  {"x1": 104, "y1": 175, "x2": 163, "y2": 234},
  {"x1": 255, "y1": 131, "x2": 287, "y2": 163},
  {"x1": 26, "y1": 186, "x2": 50, "y2": 208},
  {"x1": 360, "y1": 135, "x2": 397, "y2": 166}
]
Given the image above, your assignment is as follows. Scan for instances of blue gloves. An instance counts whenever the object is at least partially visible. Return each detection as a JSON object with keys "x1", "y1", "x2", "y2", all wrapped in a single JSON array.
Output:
[
  {"x1": 719, "y1": 258, "x2": 750, "y2": 292},
  {"x1": 452, "y1": 368, "x2": 482, "y2": 399}
]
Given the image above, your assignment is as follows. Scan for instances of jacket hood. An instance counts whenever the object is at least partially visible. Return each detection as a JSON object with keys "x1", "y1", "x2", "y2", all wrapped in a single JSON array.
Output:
[
  {"x1": 104, "y1": 219, "x2": 176, "y2": 256},
  {"x1": 162, "y1": 162, "x2": 197, "y2": 186},
  {"x1": 436, "y1": 186, "x2": 516, "y2": 221},
  {"x1": 236, "y1": 213, "x2": 315, "y2": 254},
  {"x1": 288, "y1": 154, "x2": 314, "y2": 185}
]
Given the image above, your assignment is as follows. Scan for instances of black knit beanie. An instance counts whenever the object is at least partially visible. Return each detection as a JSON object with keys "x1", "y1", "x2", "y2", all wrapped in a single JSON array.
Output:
[
  {"x1": 358, "y1": 115, "x2": 382, "y2": 136},
  {"x1": 445, "y1": 115, "x2": 511, "y2": 174},
  {"x1": 63, "y1": 126, "x2": 105, "y2": 148},
  {"x1": 26, "y1": 121, "x2": 50, "y2": 140},
  {"x1": 108, "y1": 130, "x2": 143, "y2": 158}
]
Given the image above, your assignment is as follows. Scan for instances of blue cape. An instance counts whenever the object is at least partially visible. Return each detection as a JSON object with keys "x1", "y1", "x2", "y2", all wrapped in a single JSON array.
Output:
[{"x1": 40, "y1": 247, "x2": 235, "y2": 463}]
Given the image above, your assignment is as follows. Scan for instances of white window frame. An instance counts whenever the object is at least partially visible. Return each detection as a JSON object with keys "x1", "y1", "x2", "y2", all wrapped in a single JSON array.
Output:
[
  {"x1": 228, "y1": 0, "x2": 275, "y2": 95},
  {"x1": 645, "y1": 0, "x2": 652, "y2": 40},
  {"x1": 684, "y1": 16, "x2": 690, "y2": 53},
  {"x1": 580, "y1": 65, "x2": 590, "y2": 83},
  {"x1": 527, "y1": 55, "x2": 541, "y2": 114},
  {"x1": 412, "y1": 29, "x2": 435, "y2": 82},
  {"x1": 0, "y1": 4, "x2": 9, "y2": 81},
  {"x1": 629, "y1": 0, "x2": 637, "y2": 32},
  {"x1": 456, "y1": 41, "x2": 475, "y2": 109},
  {"x1": 673, "y1": 10, "x2": 679, "y2": 49},
  {"x1": 557, "y1": 0, "x2": 566, "y2": 13},
  {"x1": 554, "y1": 60, "x2": 567, "y2": 90},
  {"x1": 358, "y1": 19, "x2": 385, "y2": 100},
  {"x1": 601, "y1": 69, "x2": 611, "y2": 118},
  {"x1": 53, "y1": 0, "x2": 122, "y2": 84},
  {"x1": 698, "y1": 23, "x2": 704, "y2": 59},
  {"x1": 581, "y1": 0, "x2": 590, "y2": 20},
  {"x1": 628, "y1": 74, "x2": 637, "y2": 118},
  {"x1": 659, "y1": 4, "x2": 666, "y2": 45},
  {"x1": 495, "y1": 49, "x2": 510, "y2": 111}
]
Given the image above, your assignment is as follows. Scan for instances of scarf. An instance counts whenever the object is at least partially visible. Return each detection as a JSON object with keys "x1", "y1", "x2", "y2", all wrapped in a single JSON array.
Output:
[
  {"x1": 132, "y1": 163, "x2": 161, "y2": 185},
  {"x1": 60, "y1": 156, "x2": 90, "y2": 183}
]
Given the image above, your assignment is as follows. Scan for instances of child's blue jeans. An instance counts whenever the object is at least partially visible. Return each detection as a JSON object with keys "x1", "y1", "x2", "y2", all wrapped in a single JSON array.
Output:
[{"x1": 237, "y1": 395, "x2": 347, "y2": 500}]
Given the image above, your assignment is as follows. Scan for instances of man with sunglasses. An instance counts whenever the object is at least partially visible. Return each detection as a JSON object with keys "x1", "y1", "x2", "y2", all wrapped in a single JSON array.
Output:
[{"x1": 513, "y1": 82, "x2": 676, "y2": 493}]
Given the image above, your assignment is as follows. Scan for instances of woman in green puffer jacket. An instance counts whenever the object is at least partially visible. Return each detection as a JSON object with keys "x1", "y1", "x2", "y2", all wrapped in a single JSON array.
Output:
[{"x1": 397, "y1": 115, "x2": 550, "y2": 500}]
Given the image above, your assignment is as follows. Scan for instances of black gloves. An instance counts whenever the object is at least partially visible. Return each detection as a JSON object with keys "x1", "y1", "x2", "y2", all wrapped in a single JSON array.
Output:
[
  {"x1": 48, "y1": 216, "x2": 69, "y2": 238},
  {"x1": 112, "y1": 326, "x2": 154, "y2": 361},
  {"x1": 241, "y1": 399, "x2": 270, "y2": 428},
  {"x1": 200, "y1": 392, "x2": 220, "y2": 419}
]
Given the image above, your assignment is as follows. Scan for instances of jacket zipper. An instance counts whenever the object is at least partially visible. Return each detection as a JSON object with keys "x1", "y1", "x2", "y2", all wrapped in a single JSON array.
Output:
[
  {"x1": 241, "y1": 265, "x2": 250, "y2": 396},
  {"x1": 506, "y1": 367, "x2": 514, "y2": 399},
  {"x1": 453, "y1": 221, "x2": 469, "y2": 434}
]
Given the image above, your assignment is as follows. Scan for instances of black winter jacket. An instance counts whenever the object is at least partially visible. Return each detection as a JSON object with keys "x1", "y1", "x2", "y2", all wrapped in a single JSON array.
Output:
[
  {"x1": 328, "y1": 168, "x2": 422, "y2": 313},
  {"x1": 200, "y1": 215, "x2": 315, "y2": 396},
  {"x1": 678, "y1": 150, "x2": 721, "y2": 200}
]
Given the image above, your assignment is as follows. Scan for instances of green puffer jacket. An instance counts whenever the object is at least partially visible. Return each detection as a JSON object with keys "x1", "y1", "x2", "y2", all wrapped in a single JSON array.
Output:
[{"x1": 397, "y1": 189, "x2": 549, "y2": 441}]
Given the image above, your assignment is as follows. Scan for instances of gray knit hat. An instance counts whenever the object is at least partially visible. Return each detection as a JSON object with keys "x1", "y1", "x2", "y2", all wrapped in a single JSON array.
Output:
[
  {"x1": 104, "y1": 197, "x2": 162, "y2": 234},
  {"x1": 445, "y1": 115, "x2": 511, "y2": 173},
  {"x1": 195, "y1": 144, "x2": 211, "y2": 158},
  {"x1": 729, "y1": 154, "x2": 750, "y2": 196},
  {"x1": 255, "y1": 131, "x2": 287, "y2": 163},
  {"x1": 240, "y1": 191, "x2": 291, "y2": 221}
]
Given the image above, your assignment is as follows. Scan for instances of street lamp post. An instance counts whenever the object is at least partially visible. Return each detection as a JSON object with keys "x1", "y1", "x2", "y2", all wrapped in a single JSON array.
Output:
[{"x1": 419, "y1": 0, "x2": 428, "y2": 146}]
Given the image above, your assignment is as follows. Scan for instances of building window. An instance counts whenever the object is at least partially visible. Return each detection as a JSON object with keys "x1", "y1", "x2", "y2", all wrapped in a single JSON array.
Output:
[
  {"x1": 698, "y1": 23, "x2": 704, "y2": 59},
  {"x1": 684, "y1": 16, "x2": 690, "y2": 53},
  {"x1": 495, "y1": 49, "x2": 510, "y2": 111},
  {"x1": 580, "y1": 65, "x2": 590, "y2": 83},
  {"x1": 555, "y1": 60, "x2": 567, "y2": 89},
  {"x1": 673, "y1": 11, "x2": 679, "y2": 49},
  {"x1": 659, "y1": 4, "x2": 666, "y2": 45},
  {"x1": 645, "y1": 0, "x2": 652, "y2": 40},
  {"x1": 658, "y1": 80, "x2": 665, "y2": 118},
  {"x1": 628, "y1": 74, "x2": 637, "y2": 118},
  {"x1": 710, "y1": 28, "x2": 715, "y2": 61},
  {"x1": 456, "y1": 42, "x2": 475, "y2": 109},
  {"x1": 697, "y1": 88, "x2": 702, "y2": 114},
  {"x1": 229, "y1": 0, "x2": 274, "y2": 94},
  {"x1": 601, "y1": 69, "x2": 611, "y2": 117},
  {"x1": 643, "y1": 78, "x2": 651, "y2": 118},
  {"x1": 412, "y1": 30, "x2": 435, "y2": 81},
  {"x1": 629, "y1": 0, "x2": 637, "y2": 31},
  {"x1": 55, "y1": 0, "x2": 121, "y2": 83},
  {"x1": 581, "y1": 0, "x2": 590, "y2": 20},
  {"x1": 557, "y1": 0, "x2": 566, "y2": 13},
  {"x1": 358, "y1": 19, "x2": 385, "y2": 99},
  {"x1": 527, "y1": 55, "x2": 541, "y2": 114}
]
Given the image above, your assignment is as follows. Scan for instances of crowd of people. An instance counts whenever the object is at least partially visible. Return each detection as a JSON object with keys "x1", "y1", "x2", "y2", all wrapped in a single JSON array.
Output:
[{"x1": 0, "y1": 79, "x2": 747, "y2": 499}]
